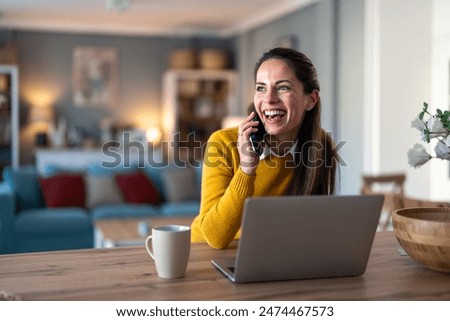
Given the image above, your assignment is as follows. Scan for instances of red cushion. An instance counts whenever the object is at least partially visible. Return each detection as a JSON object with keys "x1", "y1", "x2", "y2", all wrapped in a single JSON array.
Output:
[
  {"x1": 39, "y1": 174, "x2": 85, "y2": 208},
  {"x1": 115, "y1": 172, "x2": 160, "y2": 204}
]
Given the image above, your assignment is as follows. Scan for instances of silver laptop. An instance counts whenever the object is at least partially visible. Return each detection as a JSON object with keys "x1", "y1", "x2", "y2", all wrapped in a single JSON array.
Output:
[{"x1": 212, "y1": 194, "x2": 384, "y2": 283}]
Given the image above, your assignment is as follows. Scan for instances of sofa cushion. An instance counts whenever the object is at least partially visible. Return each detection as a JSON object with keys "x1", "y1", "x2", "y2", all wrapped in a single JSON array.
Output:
[
  {"x1": 160, "y1": 201, "x2": 200, "y2": 216},
  {"x1": 115, "y1": 171, "x2": 161, "y2": 204},
  {"x1": 85, "y1": 163, "x2": 137, "y2": 207},
  {"x1": 85, "y1": 175, "x2": 124, "y2": 208},
  {"x1": 14, "y1": 208, "x2": 91, "y2": 235},
  {"x1": 142, "y1": 165, "x2": 165, "y2": 200},
  {"x1": 39, "y1": 174, "x2": 85, "y2": 207},
  {"x1": 161, "y1": 167, "x2": 201, "y2": 203},
  {"x1": 3, "y1": 166, "x2": 45, "y2": 211},
  {"x1": 86, "y1": 163, "x2": 137, "y2": 176},
  {"x1": 90, "y1": 203, "x2": 160, "y2": 220},
  {"x1": 41, "y1": 164, "x2": 83, "y2": 177}
]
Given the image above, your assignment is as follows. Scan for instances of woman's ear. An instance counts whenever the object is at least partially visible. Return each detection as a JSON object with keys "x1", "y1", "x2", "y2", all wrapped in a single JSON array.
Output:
[{"x1": 306, "y1": 90, "x2": 319, "y2": 111}]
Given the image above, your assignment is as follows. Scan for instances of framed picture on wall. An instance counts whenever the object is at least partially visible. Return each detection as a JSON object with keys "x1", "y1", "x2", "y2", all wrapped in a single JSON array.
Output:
[{"x1": 72, "y1": 46, "x2": 118, "y2": 108}]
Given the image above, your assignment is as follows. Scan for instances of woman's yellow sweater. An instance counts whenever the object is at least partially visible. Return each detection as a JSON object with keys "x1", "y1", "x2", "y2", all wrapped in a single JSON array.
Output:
[{"x1": 191, "y1": 126, "x2": 295, "y2": 249}]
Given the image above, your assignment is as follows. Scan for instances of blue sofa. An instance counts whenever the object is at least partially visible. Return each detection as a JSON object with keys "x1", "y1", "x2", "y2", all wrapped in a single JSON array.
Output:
[{"x1": 0, "y1": 163, "x2": 201, "y2": 254}]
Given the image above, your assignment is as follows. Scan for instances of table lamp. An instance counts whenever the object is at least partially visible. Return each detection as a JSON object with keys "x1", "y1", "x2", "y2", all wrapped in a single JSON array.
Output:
[{"x1": 30, "y1": 104, "x2": 53, "y2": 146}]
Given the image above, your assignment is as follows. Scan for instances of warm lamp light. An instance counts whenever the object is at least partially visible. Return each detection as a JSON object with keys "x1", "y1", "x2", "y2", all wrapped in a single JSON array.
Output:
[
  {"x1": 30, "y1": 105, "x2": 53, "y2": 125},
  {"x1": 29, "y1": 104, "x2": 53, "y2": 146},
  {"x1": 146, "y1": 127, "x2": 162, "y2": 145}
]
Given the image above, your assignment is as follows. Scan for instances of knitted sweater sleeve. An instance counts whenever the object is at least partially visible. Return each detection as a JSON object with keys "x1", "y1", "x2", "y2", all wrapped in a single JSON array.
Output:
[{"x1": 191, "y1": 128, "x2": 255, "y2": 249}]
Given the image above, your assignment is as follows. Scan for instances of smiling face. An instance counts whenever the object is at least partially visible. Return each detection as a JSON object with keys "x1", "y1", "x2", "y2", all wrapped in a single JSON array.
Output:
[{"x1": 254, "y1": 58, "x2": 318, "y2": 143}]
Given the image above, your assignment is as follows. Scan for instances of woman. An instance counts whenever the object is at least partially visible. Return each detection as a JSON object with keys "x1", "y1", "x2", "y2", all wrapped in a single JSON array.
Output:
[{"x1": 191, "y1": 47, "x2": 338, "y2": 249}]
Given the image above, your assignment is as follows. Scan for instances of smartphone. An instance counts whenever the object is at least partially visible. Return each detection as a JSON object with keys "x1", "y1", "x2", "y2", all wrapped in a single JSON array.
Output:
[{"x1": 249, "y1": 112, "x2": 267, "y2": 156}]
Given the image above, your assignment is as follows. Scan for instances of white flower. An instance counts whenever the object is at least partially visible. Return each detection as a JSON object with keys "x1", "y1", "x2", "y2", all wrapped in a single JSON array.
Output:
[
  {"x1": 411, "y1": 116, "x2": 425, "y2": 132},
  {"x1": 409, "y1": 103, "x2": 450, "y2": 167},
  {"x1": 407, "y1": 143, "x2": 432, "y2": 168},
  {"x1": 420, "y1": 130, "x2": 428, "y2": 142},
  {"x1": 435, "y1": 141, "x2": 450, "y2": 160},
  {"x1": 427, "y1": 116, "x2": 446, "y2": 138}
]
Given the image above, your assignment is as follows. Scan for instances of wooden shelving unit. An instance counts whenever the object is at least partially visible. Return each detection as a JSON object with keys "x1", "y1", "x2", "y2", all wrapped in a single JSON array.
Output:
[
  {"x1": 0, "y1": 65, "x2": 19, "y2": 176},
  {"x1": 162, "y1": 69, "x2": 237, "y2": 162}
]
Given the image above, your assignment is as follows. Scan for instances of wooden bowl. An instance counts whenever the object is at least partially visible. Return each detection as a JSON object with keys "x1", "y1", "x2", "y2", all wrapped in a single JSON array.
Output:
[{"x1": 392, "y1": 207, "x2": 450, "y2": 273}]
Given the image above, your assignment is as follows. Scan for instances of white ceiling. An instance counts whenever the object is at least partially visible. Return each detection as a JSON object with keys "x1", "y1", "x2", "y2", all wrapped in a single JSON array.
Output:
[{"x1": 0, "y1": 0, "x2": 317, "y2": 37}]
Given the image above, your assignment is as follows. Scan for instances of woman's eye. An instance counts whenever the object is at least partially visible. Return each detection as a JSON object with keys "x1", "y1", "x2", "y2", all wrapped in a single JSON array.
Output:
[
  {"x1": 277, "y1": 85, "x2": 289, "y2": 91},
  {"x1": 256, "y1": 86, "x2": 266, "y2": 92}
]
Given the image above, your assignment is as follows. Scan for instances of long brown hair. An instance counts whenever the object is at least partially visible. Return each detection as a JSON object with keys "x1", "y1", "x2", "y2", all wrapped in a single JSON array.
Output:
[{"x1": 254, "y1": 47, "x2": 338, "y2": 195}]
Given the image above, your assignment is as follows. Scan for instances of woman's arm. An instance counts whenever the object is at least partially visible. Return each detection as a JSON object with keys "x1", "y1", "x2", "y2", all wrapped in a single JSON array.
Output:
[{"x1": 191, "y1": 128, "x2": 256, "y2": 249}]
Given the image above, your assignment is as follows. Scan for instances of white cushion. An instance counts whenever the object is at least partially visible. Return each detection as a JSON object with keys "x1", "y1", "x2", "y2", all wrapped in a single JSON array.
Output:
[{"x1": 85, "y1": 175, "x2": 124, "y2": 208}]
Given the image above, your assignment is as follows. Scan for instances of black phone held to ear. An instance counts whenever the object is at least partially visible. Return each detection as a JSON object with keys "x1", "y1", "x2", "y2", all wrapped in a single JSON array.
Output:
[{"x1": 249, "y1": 113, "x2": 266, "y2": 156}]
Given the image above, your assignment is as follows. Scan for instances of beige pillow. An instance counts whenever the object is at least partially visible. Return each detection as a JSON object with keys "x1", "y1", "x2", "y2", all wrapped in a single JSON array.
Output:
[
  {"x1": 85, "y1": 175, "x2": 124, "y2": 208},
  {"x1": 162, "y1": 167, "x2": 200, "y2": 203}
]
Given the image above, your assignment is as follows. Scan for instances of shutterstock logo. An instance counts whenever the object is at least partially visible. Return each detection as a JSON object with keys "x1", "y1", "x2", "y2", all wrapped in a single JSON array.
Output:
[
  {"x1": 101, "y1": 132, "x2": 204, "y2": 169},
  {"x1": 101, "y1": 132, "x2": 347, "y2": 169}
]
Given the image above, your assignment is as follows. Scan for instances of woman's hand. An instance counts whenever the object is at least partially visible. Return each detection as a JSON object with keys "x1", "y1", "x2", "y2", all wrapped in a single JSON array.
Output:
[{"x1": 238, "y1": 112, "x2": 261, "y2": 175}]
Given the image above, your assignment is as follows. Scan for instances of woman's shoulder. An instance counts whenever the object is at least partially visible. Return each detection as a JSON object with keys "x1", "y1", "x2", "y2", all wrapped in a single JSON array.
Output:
[
  {"x1": 204, "y1": 127, "x2": 239, "y2": 168},
  {"x1": 208, "y1": 126, "x2": 238, "y2": 143}
]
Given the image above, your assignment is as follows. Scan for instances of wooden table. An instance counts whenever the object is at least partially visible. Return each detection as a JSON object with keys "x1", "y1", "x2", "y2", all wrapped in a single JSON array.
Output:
[
  {"x1": 94, "y1": 216, "x2": 195, "y2": 248},
  {"x1": 0, "y1": 232, "x2": 449, "y2": 300}
]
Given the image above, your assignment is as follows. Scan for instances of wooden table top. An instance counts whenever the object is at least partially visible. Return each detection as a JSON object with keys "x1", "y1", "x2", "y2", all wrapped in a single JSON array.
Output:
[{"x1": 0, "y1": 232, "x2": 449, "y2": 301}]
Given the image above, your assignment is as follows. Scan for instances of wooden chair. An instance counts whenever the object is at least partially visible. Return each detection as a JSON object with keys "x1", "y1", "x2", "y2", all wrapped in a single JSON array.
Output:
[{"x1": 361, "y1": 174, "x2": 406, "y2": 231}]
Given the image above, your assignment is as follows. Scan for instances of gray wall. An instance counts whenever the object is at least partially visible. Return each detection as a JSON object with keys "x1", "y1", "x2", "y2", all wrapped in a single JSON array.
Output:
[{"x1": 336, "y1": 0, "x2": 365, "y2": 195}]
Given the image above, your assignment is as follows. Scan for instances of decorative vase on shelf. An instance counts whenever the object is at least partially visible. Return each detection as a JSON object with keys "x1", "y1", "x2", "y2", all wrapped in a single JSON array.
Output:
[{"x1": 49, "y1": 117, "x2": 67, "y2": 148}]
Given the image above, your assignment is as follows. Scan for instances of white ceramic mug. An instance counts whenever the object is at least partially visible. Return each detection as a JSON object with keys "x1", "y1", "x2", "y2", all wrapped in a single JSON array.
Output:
[{"x1": 145, "y1": 225, "x2": 191, "y2": 279}]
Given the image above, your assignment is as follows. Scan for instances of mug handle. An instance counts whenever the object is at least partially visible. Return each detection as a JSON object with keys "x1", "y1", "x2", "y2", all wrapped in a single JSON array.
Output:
[{"x1": 145, "y1": 235, "x2": 155, "y2": 260}]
